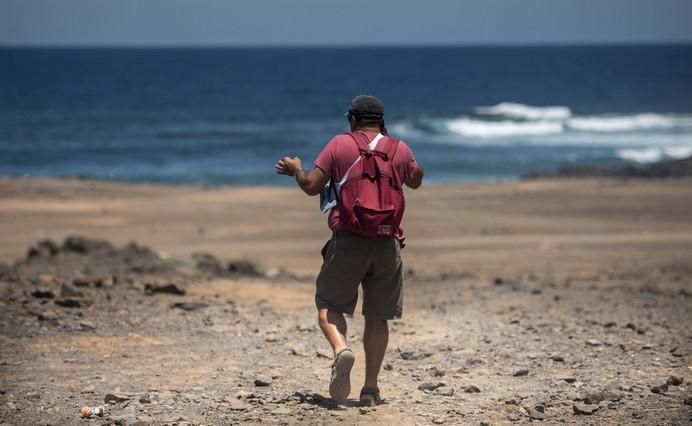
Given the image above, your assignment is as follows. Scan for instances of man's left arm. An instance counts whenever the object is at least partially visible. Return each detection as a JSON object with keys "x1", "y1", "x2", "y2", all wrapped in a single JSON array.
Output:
[{"x1": 275, "y1": 156, "x2": 329, "y2": 196}]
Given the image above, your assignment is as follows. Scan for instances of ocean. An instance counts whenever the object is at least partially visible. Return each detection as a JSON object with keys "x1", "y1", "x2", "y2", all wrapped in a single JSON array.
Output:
[{"x1": 1, "y1": 45, "x2": 691, "y2": 185}]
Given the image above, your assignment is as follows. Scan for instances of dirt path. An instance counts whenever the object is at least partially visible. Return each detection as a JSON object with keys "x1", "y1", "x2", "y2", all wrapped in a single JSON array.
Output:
[{"x1": 0, "y1": 178, "x2": 691, "y2": 424}]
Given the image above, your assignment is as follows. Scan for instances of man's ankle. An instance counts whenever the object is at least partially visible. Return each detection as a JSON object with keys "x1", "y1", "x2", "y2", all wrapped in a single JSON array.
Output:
[
  {"x1": 333, "y1": 345, "x2": 348, "y2": 356},
  {"x1": 364, "y1": 380, "x2": 378, "y2": 389}
]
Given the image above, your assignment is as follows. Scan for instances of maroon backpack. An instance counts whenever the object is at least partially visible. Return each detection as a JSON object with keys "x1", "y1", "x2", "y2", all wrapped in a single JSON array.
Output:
[{"x1": 337, "y1": 132, "x2": 405, "y2": 239}]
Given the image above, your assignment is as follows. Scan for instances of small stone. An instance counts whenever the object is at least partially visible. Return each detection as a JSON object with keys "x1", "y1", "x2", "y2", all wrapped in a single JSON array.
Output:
[
  {"x1": 670, "y1": 347, "x2": 684, "y2": 357},
  {"x1": 463, "y1": 385, "x2": 481, "y2": 393},
  {"x1": 585, "y1": 339, "x2": 601, "y2": 347},
  {"x1": 383, "y1": 363, "x2": 393, "y2": 371},
  {"x1": 399, "y1": 347, "x2": 433, "y2": 361},
  {"x1": 145, "y1": 283, "x2": 186, "y2": 296},
  {"x1": 650, "y1": 383, "x2": 668, "y2": 394},
  {"x1": 620, "y1": 339, "x2": 646, "y2": 352},
  {"x1": 60, "y1": 283, "x2": 84, "y2": 298},
  {"x1": 418, "y1": 382, "x2": 445, "y2": 392},
  {"x1": 603, "y1": 321, "x2": 617, "y2": 328},
  {"x1": 72, "y1": 277, "x2": 93, "y2": 287},
  {"x1": 437, "y1": 388, "x2": 454, "y2": 396},
  {"x1": 316, "y1": 349, "x2": 332, "y2": 359},
  {"x1": 104, "y1": 393, "x2": 130, "y2": 404},
  {"x1": 139, "y1": 393, "x2": 151, "y2": 403},
  {"x1": 271, "y1": 407, "x2": 291, "y2": 415},
  {"x1": 573, "y1": 403, "x2": 599, "y2": 415},
  {"x1": 665, "y1": 376, "x2": 683, "y2": 386},
  {"x1": 684, "y1": 397, "x2": 692, "y2": 406},
  {"x1": 54, "y1": 298, "x2": 82, "y2": 308},
  {"x1": 513, "y1": 369, "x2": 529, "y2": 377},
  {"x1": 560, "y1": 376, "x2": 577, "y2": 384},
  {"x1": 432, "y1": 417, "x2": 446, "y2": 424},
  {"x1": 254, "y1": 376, "x2": 272, "y2": 387},
  {"x1": 31, "y1": 289, "x2": 55, "y2": 299},
  {"x1": 528, "y1": 404, "x2": 545, "y2": 420},
  {"x1": 170, "y1": 302, "x2": 208, "y2": 311},
  {"x1": 25, "y1": 391, "x2": 41, "y2": 401},
  {"x1": 550, "y1": 355, "x2": 564, "y2": 363},
  {"x1": 79, "y1": 321, "x2": 96, "y2": 331}
]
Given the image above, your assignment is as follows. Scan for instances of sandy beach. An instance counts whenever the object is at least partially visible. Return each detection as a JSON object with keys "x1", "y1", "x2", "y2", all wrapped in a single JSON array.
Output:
[{"x1": 1, "y1": 177, "x2": 691, "y2": 424}]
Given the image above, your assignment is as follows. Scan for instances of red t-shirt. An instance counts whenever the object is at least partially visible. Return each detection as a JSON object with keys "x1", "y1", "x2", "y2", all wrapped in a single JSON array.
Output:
[{"x1": 314, "y1": 130, "x2": 419, "y2": 237}]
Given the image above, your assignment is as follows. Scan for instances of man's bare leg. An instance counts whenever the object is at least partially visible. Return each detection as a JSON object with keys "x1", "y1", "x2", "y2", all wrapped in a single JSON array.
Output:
[
  {"x1": 363, "y1": 318, "x2": 389, "y2": 389},
  {"x1": 318, "y1": 308, "x2": 348, "y2": 354}
]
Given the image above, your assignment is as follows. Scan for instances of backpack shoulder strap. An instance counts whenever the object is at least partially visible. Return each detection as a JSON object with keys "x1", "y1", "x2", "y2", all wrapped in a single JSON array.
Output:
[
  {"x1": 346, "y1": 131, "x2": 371, "y2": 150},
  {"x1": 378, "y1": 136, "x2": 400, "y2": 161}
]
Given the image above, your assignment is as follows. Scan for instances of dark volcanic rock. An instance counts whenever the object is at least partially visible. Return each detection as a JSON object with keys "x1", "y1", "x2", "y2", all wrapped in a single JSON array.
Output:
[
  {"x1": 650, "y1": 383, "x2": 668, "y2": 394},
  {"x1": 254, "y1": 376, "x2": 272, "y2": 387},
  {"x1": 463, "y1": 385, "x2": 481, "y2": 393},
  {"x1": 121, "y1": 242, "x2": 165, "y2": 273},
  {"x1": 27, "y1": 239, "x2": 59, "y2": 259},
  {"x1": 104, "y1": 393, "x2": 130, "y2": 404},
  {"x1": 145, "y1": 283, "x2": 186, "y2": 296},
  {"x1": 62, "y1": 236, "x2": 114, "y2": 254},
  {"x1": 528, "y1": 404, "x2": 545, "y2": 420},
  {"x1": 227, "y1": 260, "x2": 264, "y2": 277},
  {"x1": 54, "y1": 298, "x2": 82, "y2": 308},
  {"x1": 31, "y1": 289, "x2": 55, "y2": 299},
  {"x1": 0, "y1": 261, "x2": 13, "y2": 279},
  {"x1": 192, "y1": 252, "x2": 225, "y2": 275},
  {"x1": 665, "y1": 375, "x2": 683, "y2": 386}
]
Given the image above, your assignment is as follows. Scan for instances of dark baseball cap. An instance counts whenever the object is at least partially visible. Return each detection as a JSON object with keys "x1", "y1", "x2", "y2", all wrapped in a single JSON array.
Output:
[{"x1": 345, "y1": 95, "x2": 384, "y2": 120}]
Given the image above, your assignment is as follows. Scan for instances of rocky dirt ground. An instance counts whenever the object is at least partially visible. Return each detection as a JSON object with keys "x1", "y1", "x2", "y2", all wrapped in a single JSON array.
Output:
[{"x1": 0, "y1": 235, "x2": 690, "y2": 425}]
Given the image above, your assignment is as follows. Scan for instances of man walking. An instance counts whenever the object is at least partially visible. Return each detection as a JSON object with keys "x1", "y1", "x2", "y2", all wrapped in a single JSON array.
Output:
[{"x1": 275, "y1": 95, "x2": 423, "y2": 405}]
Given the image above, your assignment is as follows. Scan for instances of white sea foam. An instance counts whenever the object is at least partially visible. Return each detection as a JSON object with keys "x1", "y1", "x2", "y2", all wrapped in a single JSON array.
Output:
[
  {"x1": 616, "y1": 148, "x2": 664, "y2": 163},
  {"x1": 616, "y1": 146, "x2": 692, "y2": 163},
  {"x1": 663, "y1": 146, "x2": 692, "y2": 159},
  {"x1": 445, "y1": 118, "x2": 563, "y2": 138},
  {"x1": 475, "y1": 102, "x2": 572, "y2": 121},
  {"x1": 567, "y1": 114, "x2": 679, "y2": 132}
]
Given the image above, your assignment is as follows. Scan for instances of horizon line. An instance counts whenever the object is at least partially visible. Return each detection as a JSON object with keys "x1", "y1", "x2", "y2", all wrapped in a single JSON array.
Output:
[{"x1": 1, "y1": 40, "x2": 692, "y2": 49}]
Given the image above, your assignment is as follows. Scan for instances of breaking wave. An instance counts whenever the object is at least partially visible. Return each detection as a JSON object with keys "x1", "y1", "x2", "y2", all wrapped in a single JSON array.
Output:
[
  {"x1": 616, "y1": 146, "x2": 692, "y2": 163},
  {"x1": 445, "y1": 118, "x2": 563, "y2": 138},
  {"x1": 392, "y1": 103, "x2": 692, "y2": 163},
  {"x1": 475, "y1": 102, "x2": 572, "y2": 121}
]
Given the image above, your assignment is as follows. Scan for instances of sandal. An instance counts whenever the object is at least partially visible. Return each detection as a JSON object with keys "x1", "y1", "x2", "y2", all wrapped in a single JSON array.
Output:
[
  {"x1": 359, "y1": 386, "x2": 382, "y2": 406},
  {"x1": 329, "y1": 348, "x2": 355, "y2": 401}
]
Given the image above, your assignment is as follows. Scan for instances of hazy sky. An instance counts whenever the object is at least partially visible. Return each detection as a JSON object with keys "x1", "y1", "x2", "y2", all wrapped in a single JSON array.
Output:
[{"x1": 2, "y1": 0, "x2": 692, "y2": 46}]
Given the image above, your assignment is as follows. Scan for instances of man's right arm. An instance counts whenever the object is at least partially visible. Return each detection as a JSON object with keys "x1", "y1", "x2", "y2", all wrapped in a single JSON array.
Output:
[{"x1": 404, "y1": 165, "x2": 424, "y2": 189}]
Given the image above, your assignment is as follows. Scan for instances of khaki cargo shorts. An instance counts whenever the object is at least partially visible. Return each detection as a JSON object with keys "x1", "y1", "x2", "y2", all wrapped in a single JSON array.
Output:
[{"x1": 315, "y1": 232, "x2": 403, "y2": 320}]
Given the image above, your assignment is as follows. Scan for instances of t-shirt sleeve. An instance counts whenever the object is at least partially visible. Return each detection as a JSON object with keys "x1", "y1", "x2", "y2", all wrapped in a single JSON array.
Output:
[
  {"x1": 394, "y1": 141, "x2": 418, "y2": 182},
  {"x1": 314, "y1": 136, "x2": 339, "y2": 176}
]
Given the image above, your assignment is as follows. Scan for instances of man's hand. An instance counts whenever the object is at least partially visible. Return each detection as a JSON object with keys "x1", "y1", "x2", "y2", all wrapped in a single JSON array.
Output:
[
  {"x1": 275, "y1": 155, "x2": 329, "y2": 196},
  {"x1": 275, "y1": 156, "x2": 303, "y2": 176}
]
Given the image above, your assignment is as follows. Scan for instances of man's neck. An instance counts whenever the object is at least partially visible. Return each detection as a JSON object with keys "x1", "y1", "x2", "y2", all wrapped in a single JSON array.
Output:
[{"x1": 353, "y1": 126, "x2": 380, "y2": 133}]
